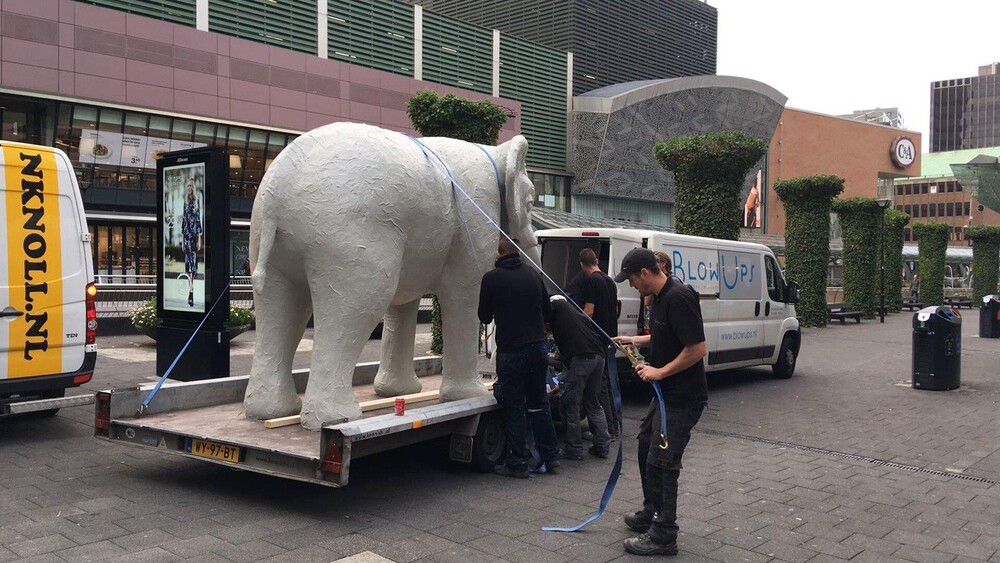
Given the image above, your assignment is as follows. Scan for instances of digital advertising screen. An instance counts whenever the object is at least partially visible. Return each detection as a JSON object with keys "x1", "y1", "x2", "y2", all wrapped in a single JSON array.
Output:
[{"x1": 161, "y1": 162, "x2": 207, "y2": 313}]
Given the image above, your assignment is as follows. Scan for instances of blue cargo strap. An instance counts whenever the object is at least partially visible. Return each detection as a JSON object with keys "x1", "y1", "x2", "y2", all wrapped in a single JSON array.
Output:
[{"x1": 137, "y1": 284, "x2": 231, "y2": 415}]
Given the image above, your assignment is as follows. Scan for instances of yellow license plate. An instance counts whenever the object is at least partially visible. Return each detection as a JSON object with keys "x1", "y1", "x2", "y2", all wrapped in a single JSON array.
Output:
[{"x1": 190, "y1": 438, "x2": 241, "y2": 463}]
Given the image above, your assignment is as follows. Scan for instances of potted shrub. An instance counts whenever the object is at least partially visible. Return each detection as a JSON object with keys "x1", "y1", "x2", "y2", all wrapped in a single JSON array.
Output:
[{"x1": 129, "y1": 298, "x2": 255, "y2": 341}]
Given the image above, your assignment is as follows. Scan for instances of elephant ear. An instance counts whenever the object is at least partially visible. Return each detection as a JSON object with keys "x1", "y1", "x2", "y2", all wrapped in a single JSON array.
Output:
[{"x1": 501, "y1": 135, "x2": 531, "y2": 228}]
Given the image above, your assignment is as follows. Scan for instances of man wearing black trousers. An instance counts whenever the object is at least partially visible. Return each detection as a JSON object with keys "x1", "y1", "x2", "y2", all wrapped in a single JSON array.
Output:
[
  {"x1": 613, "y1": 248, "x2": 707, "y2": 556},
  {"x1": 479, "y1": 237, "x2": 561, "y2": 478}
]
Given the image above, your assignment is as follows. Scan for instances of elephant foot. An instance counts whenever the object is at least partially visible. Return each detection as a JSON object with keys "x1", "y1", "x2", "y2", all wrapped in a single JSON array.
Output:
[
  {"x1": 299, "y1": 398, "x2": 362, "y2": 431},
  {"x1": 439, "y1": 377, "x2": 489, "y2": 402},
  {"x1": 244, "y1": 388, "x2": 302, "y2": 421},
  {"x1": 373, "y1": 370, "x2": 422, "y2": 397}
]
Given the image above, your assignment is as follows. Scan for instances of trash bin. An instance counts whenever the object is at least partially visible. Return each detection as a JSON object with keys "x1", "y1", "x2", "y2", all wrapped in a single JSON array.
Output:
[
  {"x1": 912, "y1": 306, "x2": 961, "y2": 391},
  {"x1": 980, "y1": 295, "x2": 1000, "y2": 339}
]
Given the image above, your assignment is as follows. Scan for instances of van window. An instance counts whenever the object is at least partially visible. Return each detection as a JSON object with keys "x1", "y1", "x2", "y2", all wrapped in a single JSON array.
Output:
[
  {"x1": 765, "y1": 255, "x2": 785, "y2": 302},
  {"x1": 540, "y1": 238, "x2": 609, "y2": 294}
]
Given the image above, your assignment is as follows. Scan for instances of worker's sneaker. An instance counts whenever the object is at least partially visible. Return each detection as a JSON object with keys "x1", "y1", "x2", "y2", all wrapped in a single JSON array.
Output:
[
  {"x1": 494, "y1": 464, "x2": 529, "y2": 479},
  {"x1": 624, "y1": 509, "x2": 653, "y2": 533},
  {"x1": 623, "y1": 533, "x2": 678, "y2": 556}
]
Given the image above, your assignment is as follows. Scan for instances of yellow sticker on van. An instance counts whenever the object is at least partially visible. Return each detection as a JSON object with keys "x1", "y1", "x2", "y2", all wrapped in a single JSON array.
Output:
[{"x1": 4, "y1": 146, "x2": 63, "y2": 378}]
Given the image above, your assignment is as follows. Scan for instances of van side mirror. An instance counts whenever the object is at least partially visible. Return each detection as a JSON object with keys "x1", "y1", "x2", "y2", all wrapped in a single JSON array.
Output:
[{"x1": 785, "y1": 280, "x2": 800, "y2": 304}]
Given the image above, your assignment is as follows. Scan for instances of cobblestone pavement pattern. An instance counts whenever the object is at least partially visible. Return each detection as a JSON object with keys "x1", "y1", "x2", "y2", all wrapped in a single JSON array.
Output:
[{"x1": 2, "y1": 309, "x2": 1000, "y2": 562}]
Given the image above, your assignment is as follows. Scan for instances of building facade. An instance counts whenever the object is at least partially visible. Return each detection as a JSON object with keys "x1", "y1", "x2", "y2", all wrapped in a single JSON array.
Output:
[
  {"x1": 930, "y1": 63, "x2": 1000, "y2": 153},
  {"x1": 894, "y1": 148, "x2": 1000, "y2": 245},
  {"x1": 765, "y1": 108, "x2": 922, "y2": 237},
  {"x1": 570, "y1": 76, "x2": 786, "y2": 228},
  {"x1": 402, "y1": 0, "x2": 718, "y2": 95},
  {"x1": 0, "y1": 0, "x2": 573, "y2": 279}
]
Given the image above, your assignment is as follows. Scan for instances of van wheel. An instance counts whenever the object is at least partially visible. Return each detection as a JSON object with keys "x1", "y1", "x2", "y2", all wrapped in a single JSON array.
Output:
[
  {"x1": 772, "y1": 336, "x2": 797, "y2": 379},
  {"x1": 470, "y1": 411, "x2": 506, "y2": 472}
]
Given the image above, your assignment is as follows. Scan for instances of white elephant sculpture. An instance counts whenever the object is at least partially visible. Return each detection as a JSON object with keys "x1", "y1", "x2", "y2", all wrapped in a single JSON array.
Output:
[{"x1": 244, "y1": 122, "x2": 538, "y2": 430}]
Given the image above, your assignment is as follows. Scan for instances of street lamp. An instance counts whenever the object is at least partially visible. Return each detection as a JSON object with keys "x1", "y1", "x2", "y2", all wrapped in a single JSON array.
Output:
[{"x1": 875, "y1": 198, "x2": 892, "y2": 323}]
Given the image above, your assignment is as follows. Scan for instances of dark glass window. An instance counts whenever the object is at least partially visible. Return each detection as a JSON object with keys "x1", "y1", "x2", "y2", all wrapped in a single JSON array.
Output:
[{"x1": 946, "y1": 202, "x2": 955, "y2": 216}]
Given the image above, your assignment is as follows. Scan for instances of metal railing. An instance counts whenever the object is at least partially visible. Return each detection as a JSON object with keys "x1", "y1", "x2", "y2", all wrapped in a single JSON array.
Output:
[{"x1": 95, "y1": 277, "x2": 254, "y2": 318}]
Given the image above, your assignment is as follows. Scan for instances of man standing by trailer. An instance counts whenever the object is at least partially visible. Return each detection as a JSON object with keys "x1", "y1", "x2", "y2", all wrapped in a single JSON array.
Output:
[
  {"x1": 576, "y1": 248, "x2": 620, "y2": 438},
  {"x1": 479, "y1": 237, "x2": 561, "y2": 478},
  {"x1": 613, "y1": 248, "x2": 707, "y2": 557}
]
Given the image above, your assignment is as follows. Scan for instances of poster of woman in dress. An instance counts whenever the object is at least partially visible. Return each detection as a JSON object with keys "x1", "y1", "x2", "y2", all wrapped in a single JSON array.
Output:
[
  {"x1": 743, "y1": 168, "x2": 762, "y2": 229},
  {"x1": 162, "y1": 163, "x2": 206, "y2": 313}
]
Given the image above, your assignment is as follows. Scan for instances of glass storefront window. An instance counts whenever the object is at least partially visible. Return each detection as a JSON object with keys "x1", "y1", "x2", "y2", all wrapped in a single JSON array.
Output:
[{"x1": 528, "y1": 171, "x2": 571, "y2": 212}]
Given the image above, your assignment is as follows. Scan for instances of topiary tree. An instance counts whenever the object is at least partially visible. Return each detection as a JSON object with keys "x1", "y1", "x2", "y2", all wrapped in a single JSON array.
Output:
[
  {"x1": 965, "y1": 225, "x2": 1000, "y2": 301},
  {"x1": 882, "y1": 209, "x2": 911, "y2": 312},
  {"x1": 407, "y1": 91, "x2": 509, "y2": 354},
  {"x1": 773, "y1": 175, "x2": 845, "y2": 327},
  {"x1": 831, "y1": 198, "x2": 882, "y2": 319},
  {"x1": 911, "y1": 221, "x2": 951, "y2": 307},
  {"x1": 654, "y1": 131, "x2": 767, "y2": 240}
]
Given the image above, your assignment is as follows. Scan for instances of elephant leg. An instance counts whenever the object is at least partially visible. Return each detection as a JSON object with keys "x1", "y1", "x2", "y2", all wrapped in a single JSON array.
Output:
[
  {"x1": 437, "y1": 282, "x2": 489, "y2": 401},
  {"x1": 245, "y1": 265, "x2": 312, "y2": 420},
  {"x1": 300, "y1": 261, "x2": 396, "y2": 431},
  {"x1": 373, "y1": 299, "x2": 422, "y2": 397}
]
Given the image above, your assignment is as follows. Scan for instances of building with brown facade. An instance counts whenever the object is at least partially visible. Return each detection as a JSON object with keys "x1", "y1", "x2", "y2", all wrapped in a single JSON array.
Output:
[
  {"x1": 764, "y1": 108, "x2": 922, "y2": 237},
  {"x1": 894, "y1": 147, "x2": 1000, "y2": 245}
]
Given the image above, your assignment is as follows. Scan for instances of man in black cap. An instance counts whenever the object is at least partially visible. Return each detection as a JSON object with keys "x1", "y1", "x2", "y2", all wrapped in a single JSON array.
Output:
[
  {"x1": 612, "y1": 248, "x2": 707, "y2": 557},
  {"x1": 479, "y1": 237, "x2": 561, "y2": 478}
]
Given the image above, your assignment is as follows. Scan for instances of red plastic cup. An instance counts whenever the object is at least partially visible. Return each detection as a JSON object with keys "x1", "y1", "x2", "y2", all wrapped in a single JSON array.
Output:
[{"x1": 394, "y1": 397, "x2": 405, "y2": 416}]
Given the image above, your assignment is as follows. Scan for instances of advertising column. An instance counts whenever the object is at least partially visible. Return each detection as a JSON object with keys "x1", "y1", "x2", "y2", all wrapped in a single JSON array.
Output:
[{"x1": 155, "y1": 148, "x2": 230, "y2": 380}]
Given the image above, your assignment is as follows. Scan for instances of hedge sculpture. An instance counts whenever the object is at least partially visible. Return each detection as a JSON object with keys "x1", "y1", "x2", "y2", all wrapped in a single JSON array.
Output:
[
  {"x1": 965, "y1": 225, "x2": 1000, "y2": 301},
  {"x1": 654, "y1": 131, "x2": 767, "y2": 240},
  {"x1": 407, "y1": 91, "x2": 509, "y2": 354},
  {"x1": 911, "y1": 222, "x2": 951, "y2": 307},
  {"x1": 882, "y1": 209, "x2": 910, "y2": 312},
  {"x1": 831, "y1": 198, "x2": 882, "y2": 319},
  {"x1": 773, "y1": 175, "x2": 844, "y2": 327}
]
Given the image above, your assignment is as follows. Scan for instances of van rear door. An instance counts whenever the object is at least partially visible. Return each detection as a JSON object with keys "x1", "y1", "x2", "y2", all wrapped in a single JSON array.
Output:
[{"x1": 0, "y1": 144, "x2": 91, "y2": 384}]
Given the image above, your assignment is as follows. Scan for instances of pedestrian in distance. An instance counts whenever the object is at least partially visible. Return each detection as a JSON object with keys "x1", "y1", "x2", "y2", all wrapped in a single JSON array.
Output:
[
  {"x1": 612, "y1": 248, "x2": 707, "y2": 557},
  {"x1": 547, "y1": 295, "x2": 611, "y2": 460},
  {"x1": 575, "y1": 248, "x2": 621, "y2": 439},
  {"x1": 478, "y1": 237, "x2": 561, "y2": 478}
]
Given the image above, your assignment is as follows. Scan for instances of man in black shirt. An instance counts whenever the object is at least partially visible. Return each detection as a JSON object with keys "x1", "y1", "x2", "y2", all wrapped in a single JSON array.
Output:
[
  {"x1": 576, "y1": 248, "x2": 620, "y2": 438},
  {"x1": 548, "y1": 295, "x2": 611, "y2": 459},
  {"x1": 613, "y1": 248, "x2": 707, "y2": 557},
  {"x1": 479, "y1": 237, "x2": 561, "y2": 478}
]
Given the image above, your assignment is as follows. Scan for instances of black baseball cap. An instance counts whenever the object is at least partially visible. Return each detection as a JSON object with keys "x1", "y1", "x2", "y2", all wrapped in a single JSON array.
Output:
[{"x1": 614, "y1": 248, "x2": 658, "y2": 283}]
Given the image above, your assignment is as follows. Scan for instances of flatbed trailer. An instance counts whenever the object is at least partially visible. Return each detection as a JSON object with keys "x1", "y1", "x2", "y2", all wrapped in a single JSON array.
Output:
[{"x1": 94, "y1": 360, "x2": 505, "y2": 487}]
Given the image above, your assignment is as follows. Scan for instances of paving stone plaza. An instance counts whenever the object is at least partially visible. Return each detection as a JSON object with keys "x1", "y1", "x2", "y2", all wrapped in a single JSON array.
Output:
[{"x1": 2, "y1": 309, "x2": 1000, "y2": 563}]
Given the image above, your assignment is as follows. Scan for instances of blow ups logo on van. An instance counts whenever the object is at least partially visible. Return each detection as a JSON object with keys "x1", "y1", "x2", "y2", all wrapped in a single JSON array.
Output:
[
  {"x1": 670, "y1": 248, "x2": 758, "y2": 299},
  {"x1": 4, "y1": 147, "x2": 63, "y2": 378}
]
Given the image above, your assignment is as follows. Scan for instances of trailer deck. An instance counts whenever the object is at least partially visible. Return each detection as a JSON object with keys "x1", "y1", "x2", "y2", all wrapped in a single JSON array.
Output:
[{"x1": 95, "y1": 364, "x2": 504, "y2": 487}]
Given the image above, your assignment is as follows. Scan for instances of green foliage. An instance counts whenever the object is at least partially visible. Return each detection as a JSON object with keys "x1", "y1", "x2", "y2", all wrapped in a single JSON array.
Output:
[
  {"x1": 431, "y1": 296, "x2": 443, "y2": 355},
  {"x1": 965, "y1": 225, "x2": 1000, "y2": 301},
  {"x1": 911, "y1": 222, "x2": 951, "y2": 307},
  {"x1": 128, "y1": 298, "x2": 255, "y2": 331},
  {"x1": 654, "y1": 131, "x2": 767, "y2": 240},
  {"x1": 773, "y1": 175, "x2": 845, "y2": 327},
  {"x1": 882, "y1": 209, "x2": 910, "y2": 312},
  {"x1": 408, "y1": 92, "x2": 508, "y2": 354},
  {"x1": 128, "y1": 298, "x2": 162, "y2": 330},
  {"x1": 831, "y1": 198, "x2": 882, "y2": 319},
  {"x1": 407, "y1": 91, "x2": 509, "y2": 146}
]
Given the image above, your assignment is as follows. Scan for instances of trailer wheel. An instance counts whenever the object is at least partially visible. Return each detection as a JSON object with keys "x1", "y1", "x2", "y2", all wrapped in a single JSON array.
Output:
[{"x1": 470, "y1": 411, "x2": 505, "y2": 472}]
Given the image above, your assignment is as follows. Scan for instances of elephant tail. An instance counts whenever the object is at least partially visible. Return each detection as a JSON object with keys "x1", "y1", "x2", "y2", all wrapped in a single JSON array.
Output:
[{"x1": 249, "y1": 199, "x2": 276, "y2": 296}]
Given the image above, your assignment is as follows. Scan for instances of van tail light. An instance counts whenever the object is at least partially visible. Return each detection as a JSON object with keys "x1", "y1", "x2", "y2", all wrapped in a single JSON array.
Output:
[
  {"x1": 85, "y1": 283, "x2": 97, "y2": 345},
  {"x1": 582, "y1": 231, "x2": 600, "y2": 237},
  {"x1": 95, "y1": 391, "x2": 111, "y2": 436},
  {"x1": 320, "y1": 442, "x2": 343, "y2": 475},
  {"x1": 73, "y1": 373, "x2": 92, "y2": 385}
]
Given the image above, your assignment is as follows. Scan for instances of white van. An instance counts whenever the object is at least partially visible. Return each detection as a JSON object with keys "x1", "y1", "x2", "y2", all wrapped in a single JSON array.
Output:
[
  {"x1": 536, "y1": 228, "x2": 801, "y2": 379},
  {"x1": 0, "y1": 141, "x2": 97, "y2": 416}
]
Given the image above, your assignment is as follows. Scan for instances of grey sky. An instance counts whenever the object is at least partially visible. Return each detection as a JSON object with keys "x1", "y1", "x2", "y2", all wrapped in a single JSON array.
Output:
[{"x1": 709, "y1": 0, "x2": 1000, "y2": 152}]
